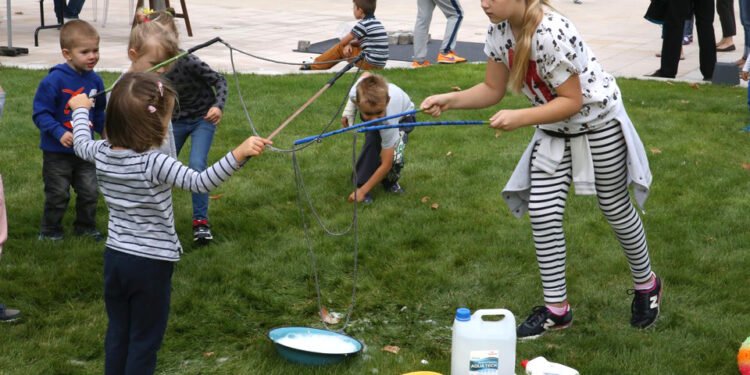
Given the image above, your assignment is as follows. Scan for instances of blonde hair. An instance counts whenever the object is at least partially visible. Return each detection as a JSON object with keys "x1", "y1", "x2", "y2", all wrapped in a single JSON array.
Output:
[
  {"x1": 136, "y1": 8, "x2": 179, "y2": 37},
  {"x1": 106, "y1": 72, "x2": 177, "y2": 152},
  {"x1": 509, "y1": 0, "x2": 553, "y2": 93},
  {"x1": 355, "y1": 74, "x2": 389, "y2": 106},
  {"x1": 128, "y1": 18, "x2": 179, "y2": 61},
  {"x1": 59, "y1": 19, "x2": 99, "y2": 50}
]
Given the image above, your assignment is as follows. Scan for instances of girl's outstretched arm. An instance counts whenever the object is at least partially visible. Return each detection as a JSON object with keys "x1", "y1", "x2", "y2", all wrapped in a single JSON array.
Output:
[{"x1": 421, "y1": 58, "x2": 509, "y2": 116}]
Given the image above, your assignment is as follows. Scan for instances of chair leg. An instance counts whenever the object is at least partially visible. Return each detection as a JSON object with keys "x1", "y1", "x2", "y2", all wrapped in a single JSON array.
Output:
[{"x1": 180, "y1": 0, "x2": 192, "y2": 37}]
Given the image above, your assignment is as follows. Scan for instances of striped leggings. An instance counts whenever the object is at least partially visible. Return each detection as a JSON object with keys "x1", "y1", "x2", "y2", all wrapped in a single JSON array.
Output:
[{"x1": 529, "y1": 123, "x2": 653, "y2": 304}]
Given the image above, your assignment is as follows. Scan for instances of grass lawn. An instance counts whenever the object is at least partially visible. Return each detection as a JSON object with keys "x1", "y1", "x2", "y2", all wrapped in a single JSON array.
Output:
[{"x1": 0, "y1": 63, "x2": 749, "y2": 374}]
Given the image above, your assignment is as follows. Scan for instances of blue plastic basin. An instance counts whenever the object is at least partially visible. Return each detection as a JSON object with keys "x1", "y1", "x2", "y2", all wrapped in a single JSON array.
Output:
[{"x1": 267, "y1": 326, "x2": 363, "y2": 366}]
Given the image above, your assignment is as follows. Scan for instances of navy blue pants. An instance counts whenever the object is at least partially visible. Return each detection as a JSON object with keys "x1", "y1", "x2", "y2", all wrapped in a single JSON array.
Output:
[{"x1": 104, "y1": 248, "x2": 174, "y2": 375}]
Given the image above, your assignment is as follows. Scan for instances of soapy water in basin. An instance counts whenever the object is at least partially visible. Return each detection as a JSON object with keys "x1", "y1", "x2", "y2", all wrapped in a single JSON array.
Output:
[{"x1": 275, "y1": 333, "x2": 359, "y2": 354}]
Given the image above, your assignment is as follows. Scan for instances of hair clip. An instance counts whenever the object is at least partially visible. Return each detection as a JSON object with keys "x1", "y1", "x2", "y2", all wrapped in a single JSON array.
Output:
[
  {"x1": 147, "y1": 105, "x2": 157, "y2": 113},
  {"x1": 157, "y1": 81, "x2": 164, "y2": 97}
]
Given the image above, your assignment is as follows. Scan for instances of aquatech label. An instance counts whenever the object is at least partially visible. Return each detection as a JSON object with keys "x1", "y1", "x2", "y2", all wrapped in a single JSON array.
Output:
[{"x1": 469, "y1": 350, "x2": 499, "y2": 374}]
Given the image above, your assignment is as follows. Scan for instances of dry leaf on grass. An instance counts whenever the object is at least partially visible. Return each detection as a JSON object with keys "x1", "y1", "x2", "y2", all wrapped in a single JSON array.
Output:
[
  {"x1": 319, "y1": 306, "x2": 340, "y2": 324},
  {"x1": 742, "y1": 163, "x2": 750, "y2": 170},
  {"x1": 381, "y1": 345, "x2": 400, "y2": 354},
  {"x1": 430, "y1": 203, "x2": 439, "y2": 210},
  {"x1": 707, "y1": 237, "x2": 716, "y2": 242},
  {"x1": 446, "y1": 151, "x2": 452, "y2": 157},
  {"x1": 495, "y1": 131, "x2": 502, "y2": 138},
  {"x1": 689, "y1": 83, "x2": 700, "y2": 89},
  {"x1": 650, "y1": 148, "x2": 662, "y2": 154},
  {"x1": 203, "y1": 352, "x2": 215, "y2": 357},
  {"x1": 451, "y1": 86, "x2": 462, "y2": 91},
  {"x1": 209, "y1": 193, "x2": 224, "y2": 200},
  {"x1": 421, "y1": 196, "x2": 430, "y2": 203},
  {"x1": 680, "y1": 100, "x2": 690, "y2": 104},
  {"x1": 665, "y1": 81, "x2": 674, "y2": 85}
]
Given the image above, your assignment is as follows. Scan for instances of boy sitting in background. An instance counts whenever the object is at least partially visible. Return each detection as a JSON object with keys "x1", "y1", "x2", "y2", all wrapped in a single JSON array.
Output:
[
  {"x1": 32, "y1": 20, "x2": 106, "y2": 241},
  {"x1": 342, "y1": 73, "x2": 415, "y2": 203},
  {"x1": 302, "y1": 0, "x2": 388, "y2": 71}
]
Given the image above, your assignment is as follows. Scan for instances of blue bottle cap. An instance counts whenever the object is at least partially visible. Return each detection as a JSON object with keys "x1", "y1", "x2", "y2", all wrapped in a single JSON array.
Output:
[{"x1": 455, "y1": 307, "x2": 471, "y2": 322}]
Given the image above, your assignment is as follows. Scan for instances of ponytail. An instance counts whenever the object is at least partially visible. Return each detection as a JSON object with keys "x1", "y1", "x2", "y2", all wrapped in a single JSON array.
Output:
[{"x1": 508, "y1": 0, "x2": 553, "y2": 93}]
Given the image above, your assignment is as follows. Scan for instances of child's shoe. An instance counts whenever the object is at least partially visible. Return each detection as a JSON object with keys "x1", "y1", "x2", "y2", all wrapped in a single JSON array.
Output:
[
  {"x1": 193, "y1": 219, "x2": 213, "y2": 246},
  {"x1": 387, "y1": 182, "x2": 405, "y2": 194},
  {"x1": 361, "y1": 194, "x2": 373, "y2": 204},
  {"x1": 516, "y1": 305, "x2": 573, "y2": 340},
  {"x1": 412, "y1": 60, "x2": 430, "y2": 67},
  {"x1": 629, "y1": 276, "x2": 662, "y2": 329},
  {"x1": 38, "y1": 232, "x2": 64, "y2": 241},
  {"x1": 75, "y1": 228, "x2": 104, "y2": 242},
  {"x1": 0, "y1": 304, "x2": 21, "y2": 322},
  {"x1": 437, "y1": 51, "x2": 467, "y2": 64}
]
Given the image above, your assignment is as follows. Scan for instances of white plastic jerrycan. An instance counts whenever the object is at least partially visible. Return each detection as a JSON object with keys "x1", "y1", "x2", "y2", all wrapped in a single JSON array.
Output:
[{"x1": 451, "y1": 308, "x2": 516, "y2": 375}]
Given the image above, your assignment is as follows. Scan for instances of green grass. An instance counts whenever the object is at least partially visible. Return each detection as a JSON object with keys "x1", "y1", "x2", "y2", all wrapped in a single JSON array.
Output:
[{"x1": 1, "y1": 64, "x2": 749, "y2": 374}]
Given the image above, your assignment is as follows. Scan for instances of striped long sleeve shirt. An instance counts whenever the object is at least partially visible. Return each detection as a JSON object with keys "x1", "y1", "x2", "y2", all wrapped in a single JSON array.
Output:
[{"x1": 71, "y1": 108, "x2": 243, "y2": 261}]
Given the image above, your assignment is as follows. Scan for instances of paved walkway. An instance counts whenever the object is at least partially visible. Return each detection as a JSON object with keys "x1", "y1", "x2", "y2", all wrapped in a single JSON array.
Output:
[{"x1": 0, "y1": 0, "x2": 744, "y2": 82}]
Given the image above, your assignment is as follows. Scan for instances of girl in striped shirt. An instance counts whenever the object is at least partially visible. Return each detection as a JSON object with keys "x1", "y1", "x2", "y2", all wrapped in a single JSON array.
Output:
[{"x1": 69, "y1": 72, "x2": 270, "y2": 374}]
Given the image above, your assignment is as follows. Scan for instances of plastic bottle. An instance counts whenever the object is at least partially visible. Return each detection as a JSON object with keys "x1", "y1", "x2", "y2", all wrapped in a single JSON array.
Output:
[
  {"x1": 521, "y1": 357, "x2": 579, "y2": 375},
  {"x1": 450, "y1": 308, "x2": 516, "y2": 375},
  {"x1": 739, "y1": 337, "x2": 750, "y2": 375}
]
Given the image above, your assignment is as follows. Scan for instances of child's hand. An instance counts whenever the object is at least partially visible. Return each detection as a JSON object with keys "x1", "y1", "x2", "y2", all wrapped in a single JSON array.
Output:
[
  {"x1": 420, "y1": 94, "x2": 452, "y2": 117},
  {"x1": 342, "y1": 117, "x2": 350, "y2": 128},
  {"x1": 742, "y1": 71, "x2": 749, "y2": 81},
  {"x1": 233, "y1": 136, "x2": 272, "y2": 162},
  {"x1": 205, "y1": 106, "x2": 223, "y2": 125},
  {"x1": 59, "y1": 131, "x2": 73, "y2": 148},
  {"x1": 348, "y1": 188, "x2": 366, "y2": 203},
  {"x1": 489, "y1": 109, "x2": 524, "y2": 131},
  {"x1": 68, "y1": 93, "x2": 93, "y2": 111},
  {"x1": 343, "y1": 44, "x2": 353, "y2": 58}
]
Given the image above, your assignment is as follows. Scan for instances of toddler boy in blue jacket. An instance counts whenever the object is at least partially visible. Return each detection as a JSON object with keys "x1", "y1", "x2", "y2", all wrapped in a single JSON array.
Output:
[{"x1": 32, "y1": 20, "x2": 106, "y2": 241}]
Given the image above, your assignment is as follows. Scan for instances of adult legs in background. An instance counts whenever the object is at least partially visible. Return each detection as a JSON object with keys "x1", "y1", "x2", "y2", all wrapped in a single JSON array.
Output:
[
  {"x1": 413, "y1": 0, "x2": 437, "y2": 63},
  {"x1": 435, "y1": 0, "x2": 464, "y2": 55},
  {"x1": 54, "y1": 0, "x2": 87, "y2": 22},
  {"x1": 716, "y1": 0, "x2": 737, "y2": 50},
  {"x1": 738, "y1": 0, "x2": 750, "y2": 62},
  {"x1": 694, "y1": 0, "x2": 718, "y2": 79}
]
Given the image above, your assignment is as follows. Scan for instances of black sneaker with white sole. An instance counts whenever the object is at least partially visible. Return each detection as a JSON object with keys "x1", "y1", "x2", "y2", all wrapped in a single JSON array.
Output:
[
  {"x1": 629, "y1": 276, "x2": 662, "y2": 329},
  {"x1": 516, "y1": 305, "x2": 573, "y2": 340},
  {"x1": 193, "y1": 219, "x2": 213, "y2": 246}
]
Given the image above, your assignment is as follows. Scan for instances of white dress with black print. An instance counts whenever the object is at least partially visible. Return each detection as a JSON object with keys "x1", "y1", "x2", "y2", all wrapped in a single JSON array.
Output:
[
  {"x1": 483, "y1": 10, "x2": 652, "y2": 218},
  {"x1": 483, "y1": 10, "x2": 620, "y2": 134}
]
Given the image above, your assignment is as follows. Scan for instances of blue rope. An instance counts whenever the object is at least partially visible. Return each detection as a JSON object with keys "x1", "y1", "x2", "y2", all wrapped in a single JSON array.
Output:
[
  {"x1": 356, "y1": 120, "x2": 489, "y2": 132},
  {"x1": 292, "y1": 109, "x2": 421, "y2": 145}
]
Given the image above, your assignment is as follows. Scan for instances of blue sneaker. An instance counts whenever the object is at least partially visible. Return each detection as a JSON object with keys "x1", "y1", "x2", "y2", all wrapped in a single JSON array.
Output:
[{"x1": 0, "y1": 304, "x2": 21, "y2": 322}]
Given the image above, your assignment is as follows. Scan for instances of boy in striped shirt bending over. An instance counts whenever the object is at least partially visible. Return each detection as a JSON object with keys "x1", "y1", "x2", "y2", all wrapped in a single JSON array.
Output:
[
  {"x1": 302, "y1": 0, "x2": 388, "y2": 70},
  {"x1": 68, "y1": 72, "x2": 271, "y2": 374}
]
